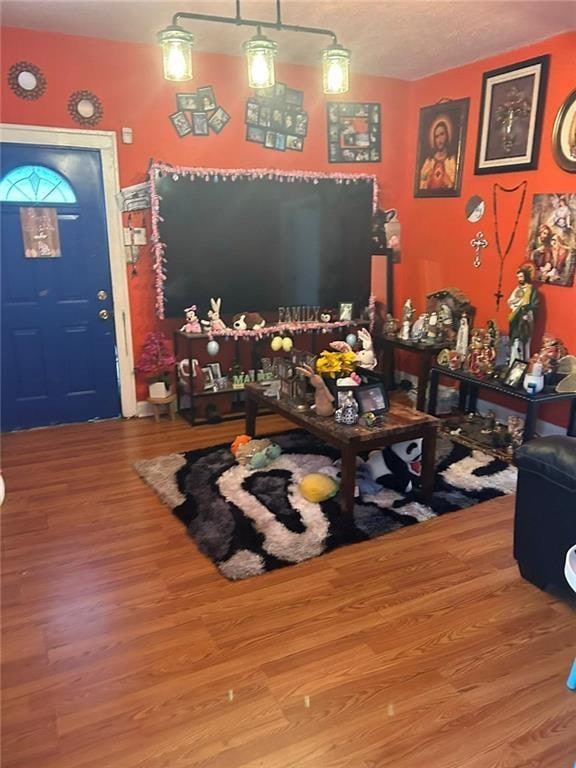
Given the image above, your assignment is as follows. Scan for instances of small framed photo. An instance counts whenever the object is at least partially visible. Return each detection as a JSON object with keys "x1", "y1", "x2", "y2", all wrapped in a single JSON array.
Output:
[
  {"x1": 176, "y1": 92, "x2": 198, "y2": 112},
  {"x1": 207, "y1": 362, "x2": 222, "y2": 380},
  {"x1": 271, "y1": 106, "x2": 284, "y2": 130},
  {"x1": 284, "y1": 109, "x2": 297, "y2": 132},
  {"x1": 354, "y1": 382, "x2": 389, "y2": 416},
  {"x1": 286, "y1": 135, "x2": 303, "y2": 152},
  {"x1": 169, "y1": 111, "x2": 192, "y2": 137},
  {"x1": 245, "y1": 100, "x2": 260, "y2": 125},
  {"x1": 192, "y1": 112, "x2": 209, "y2": 136},
  {"x1": 264, "y1": 131, "x2": 277, "y2": 149},
  {"x1": 246, "y1": 125, "x2": 266, "y2": 144},
  {"x1": 197, "y1": 85, "x2": 217, "y2": 112},
  {"x1": 502, "y1": 360, "x2": 528, "y2": 388},
  {"x1": 259, "y1": 105, "x2": 272, "y2": 128},
  {"x1": 208, "y1": 107, "x2": 230, "y2": 134},
  {"x1": 275, "y1": 133, "x2": 286, "y2": 151},
  {"x1": 552, "y1": 88, "x2": 576, "y2": 173},
  {"x1": 285, "y1": 88, "x2": 303, "y2": 107},
  {"x1": 202, "y1": 365, "x2": 215, "y2": 390},
  {"x1": 294, "y1": 112, "x2": 308, "y2": 137},
  {"x1": 338, "y1": 302, "x2": 354, "y2": 321},
  {"x1": 274, "y1": 82, "x2": 287, "y2": 100},
  {"x1": 475, "y1": 55, "x2": 549, "y2": 174}
]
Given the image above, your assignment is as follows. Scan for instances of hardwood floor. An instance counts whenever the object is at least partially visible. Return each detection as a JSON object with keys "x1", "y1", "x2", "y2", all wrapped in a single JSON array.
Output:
[{"x1": 2, "y1": 414, "x2": 575, "y2": 768}]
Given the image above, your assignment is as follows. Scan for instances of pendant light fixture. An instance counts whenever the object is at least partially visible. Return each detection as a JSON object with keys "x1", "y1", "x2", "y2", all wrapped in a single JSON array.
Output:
[
  {"x1": 243, "y1": 28, "x2": 278, "y2": 89},
  {"x1": 157, "y1": 1, "x2": 350, "y2": 95}
]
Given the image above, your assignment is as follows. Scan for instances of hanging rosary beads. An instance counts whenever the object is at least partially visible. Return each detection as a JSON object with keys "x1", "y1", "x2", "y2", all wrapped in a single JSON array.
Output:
[{"x1": 492, "y1": 180, "x2": 528, "y2": 309}]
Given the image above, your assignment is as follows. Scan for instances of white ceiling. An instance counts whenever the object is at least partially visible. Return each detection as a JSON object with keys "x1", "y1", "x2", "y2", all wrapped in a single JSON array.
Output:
[{"x1": 2, "y1": 0, "x2": 575, "y2": 80}]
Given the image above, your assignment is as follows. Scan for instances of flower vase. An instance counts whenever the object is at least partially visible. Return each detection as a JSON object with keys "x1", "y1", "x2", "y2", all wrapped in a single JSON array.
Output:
[{"x1": 148, "y1": 380, "x2": 169, "y2": 399}]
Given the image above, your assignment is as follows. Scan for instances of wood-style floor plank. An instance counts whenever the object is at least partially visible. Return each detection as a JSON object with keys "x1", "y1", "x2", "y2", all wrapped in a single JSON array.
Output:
[{"x1": 2, "y1": 415, "x2": 575, "y2": 768}]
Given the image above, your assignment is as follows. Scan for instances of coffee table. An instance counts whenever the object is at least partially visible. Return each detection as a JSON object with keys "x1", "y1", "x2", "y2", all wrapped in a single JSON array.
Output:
[{"x1": 244, "y1": 382, "x2": 439, "y2": 518}]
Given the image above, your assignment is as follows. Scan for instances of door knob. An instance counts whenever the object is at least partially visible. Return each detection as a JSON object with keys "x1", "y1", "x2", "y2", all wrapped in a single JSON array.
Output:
[{"x1": 98, "y1": 309, "x2": 110, "y2": 320}]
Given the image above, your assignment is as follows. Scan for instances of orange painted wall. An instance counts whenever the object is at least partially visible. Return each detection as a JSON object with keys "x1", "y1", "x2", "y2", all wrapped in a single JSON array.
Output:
[
  {"x1": 395, "y1": 31, "x2": 576, "y2": 425},
  {"x1": 1, "y1": 26, "x2": 408, "y2": 399},
  {"x1": 1, "y1": 26, "x2": 574, "y2": 419}
]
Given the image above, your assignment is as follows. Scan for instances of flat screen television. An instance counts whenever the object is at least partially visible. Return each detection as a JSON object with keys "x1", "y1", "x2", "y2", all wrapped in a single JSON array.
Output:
[{"x1": 157, "y1": 174, "x2": 374, "y2": 319}]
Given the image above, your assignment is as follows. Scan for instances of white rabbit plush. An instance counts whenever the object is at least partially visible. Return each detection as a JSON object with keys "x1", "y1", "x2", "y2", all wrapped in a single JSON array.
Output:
[
  {"x1": 355, "y1": 328, "x2": 377, "y2": 369},
  {"x1": 180, "y1": 305, "x2": 202, "y2": 334},
  {"x1": 201, "y1": 297, "x2": 227, "y2": 332},
  {"x1": 329, "y1": 328, "x2": 377, "y2": 369}
]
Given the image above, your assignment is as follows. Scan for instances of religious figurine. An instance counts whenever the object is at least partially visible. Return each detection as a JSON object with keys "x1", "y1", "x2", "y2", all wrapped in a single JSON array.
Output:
[
  {"x1": 425, "y1": 311, "x2": 439, "y2": 342},
  {"x1": 383, "y1": 312, "x2": 399, "y2": 337},
  {"x1": 437, "y1": 303, "x2": 454, "y2": 340},
  {"x1": 410, "y1": 313, "x2": 429, "y2": 342},
  {"x1": 530, "y1": 333, "x2": 567, "y2": 375},
  {"x1": 455, "y1": 314, "x2": 469, "y2": 358},
  {"x1": 507, "y1": 265, "x2": 539, "y2": 365},
  {"x1": 486, "y1": 319, "x2": 498, "y2": 346}
]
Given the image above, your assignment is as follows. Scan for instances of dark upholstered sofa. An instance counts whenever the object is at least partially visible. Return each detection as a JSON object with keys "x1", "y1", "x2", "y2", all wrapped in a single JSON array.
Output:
[{"x1": 513, "y1": 435, "x2": 576, "y2": 592}]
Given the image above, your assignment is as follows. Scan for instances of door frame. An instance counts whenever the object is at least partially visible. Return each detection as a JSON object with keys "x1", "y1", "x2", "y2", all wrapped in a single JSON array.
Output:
[{"x1": 1, "y1": 123, "x2": 137, "y2": 418}]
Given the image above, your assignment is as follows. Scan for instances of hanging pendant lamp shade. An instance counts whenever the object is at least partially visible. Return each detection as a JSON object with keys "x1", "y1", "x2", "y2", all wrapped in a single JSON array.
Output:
[
  {"x1": 158, "y1": 25, "x2": 194, "y2": 81},
  {"x1": 321, "y1": 42, "x2": 350, "y2": 95},
  {"x1": 243, "y1": 31, "x2": 278, "y2": 89}
]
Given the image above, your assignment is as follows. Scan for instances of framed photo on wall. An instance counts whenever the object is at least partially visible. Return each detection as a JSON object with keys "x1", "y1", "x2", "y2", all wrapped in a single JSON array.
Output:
[
  {"x1": 552, "y1": 88, "x2": 576, "y2": 173},
  {"x1": 413, "y1": 97, "x2": 470, "y2": 197},
  {"x1": 327, "y1": 102, "x2": 381, "y2": 163},
  {"x1": 475, "y1": 55, "x2": 550, "y2": 174}
]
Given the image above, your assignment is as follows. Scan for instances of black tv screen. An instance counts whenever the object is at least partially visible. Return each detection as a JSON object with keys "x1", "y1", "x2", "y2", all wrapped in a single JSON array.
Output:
[{"x1": 157, "y1": 174, "x2": 374, "y2": 318}]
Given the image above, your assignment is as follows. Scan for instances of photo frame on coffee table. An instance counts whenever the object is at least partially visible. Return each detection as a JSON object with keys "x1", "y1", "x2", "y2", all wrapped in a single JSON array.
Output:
[
  {"x1": 354, "y1": 381, "x2": 389, "y2": 415},
  {"x1": 502, "y1": 360, "x2": 528, "y2": 388}
]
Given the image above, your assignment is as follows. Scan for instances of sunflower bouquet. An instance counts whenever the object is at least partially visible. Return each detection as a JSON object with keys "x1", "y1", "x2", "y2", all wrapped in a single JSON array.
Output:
[{"x1": 315, "y1": 349, "x2": 357, "y2": 378}]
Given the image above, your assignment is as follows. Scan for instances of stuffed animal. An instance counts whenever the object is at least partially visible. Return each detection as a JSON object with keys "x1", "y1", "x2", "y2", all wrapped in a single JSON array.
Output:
[
  {"x1": 299, "y1": 473, "x2": 339, "y2": 503},
  {"x1": 231, "y1": 434, "x2": 252, "y2": 455},
  {"x1": 329, "y1": 328, "x2": 377, "y2": 370},
  {"x1": 234, "y1": 437, "x2": 281, "y2": 469},
  {"x1": 180, "y1": 305, "x2": 202, "y2": 334},
  {"x1": 201, "y1": 297, "x2": 228, "y2": 332},
  {"x1": 232, "y1": 312, "x2": 266, "y2": 331},
  {"x1": 367, "y1": 439, "x2": 422, "y2": 493}
]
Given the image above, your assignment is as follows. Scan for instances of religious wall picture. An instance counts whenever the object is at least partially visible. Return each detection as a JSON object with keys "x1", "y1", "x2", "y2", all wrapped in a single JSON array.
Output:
[
  {"x1": 475, "y1": 55, "x2": 549, "y2": 174},
  {"x1": 327, "y1": 102, "x2": 381, "y2": 163},
  {"x1": 526, "y1": 193, "x2": 576, "y2": 287},
  {"x1": 552, "y1": 88, "x2": 576, "y2": 173},
  {"x1": 413, "y1": 97, "x2": 470, "y2": 197},
  {"x1": 169, "y1": 110, "x2": 192, "y2": 137}
]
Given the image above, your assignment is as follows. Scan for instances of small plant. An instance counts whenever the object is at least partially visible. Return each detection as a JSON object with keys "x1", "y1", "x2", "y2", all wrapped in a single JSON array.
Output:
[{"x1": 135, "y1": 332, "x2": 176, "y2": 385}]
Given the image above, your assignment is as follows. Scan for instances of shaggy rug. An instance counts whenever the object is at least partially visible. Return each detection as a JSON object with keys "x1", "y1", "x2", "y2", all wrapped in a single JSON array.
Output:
[{"x1": 134, "y1": 430, "x2": 517, "y2": 580}]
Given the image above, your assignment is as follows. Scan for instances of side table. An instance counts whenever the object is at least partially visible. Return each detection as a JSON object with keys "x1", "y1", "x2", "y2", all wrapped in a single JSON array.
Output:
[
  {"x1": 376, "y1": 336, "x2": 449, "y2": 412},
  {"x1": 148, "y1": 393, "x2": 177, "y2": 422}
]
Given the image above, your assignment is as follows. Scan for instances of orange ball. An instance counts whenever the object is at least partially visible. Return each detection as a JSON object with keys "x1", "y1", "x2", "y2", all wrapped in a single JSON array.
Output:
[{"x1": 231, "y1": 434, "x2": 251, "y2": 455}]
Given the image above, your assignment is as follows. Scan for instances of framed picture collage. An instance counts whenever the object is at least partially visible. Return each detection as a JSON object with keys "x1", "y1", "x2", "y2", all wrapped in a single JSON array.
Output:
[
  {"x1": 170, "y1": 85, "x2": 230, "y2": 138},
  {"x1": 327, "y1": 102, "x2": 381, "y2": 163},
  {"x1": 245, "y1": 82, "x2": 308, "y2": 152}
]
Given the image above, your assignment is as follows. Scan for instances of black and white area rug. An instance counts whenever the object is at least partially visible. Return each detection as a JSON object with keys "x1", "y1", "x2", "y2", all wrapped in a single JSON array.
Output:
[{"x1": 134, "y1": 431, "x2": 517, "y2": 580}]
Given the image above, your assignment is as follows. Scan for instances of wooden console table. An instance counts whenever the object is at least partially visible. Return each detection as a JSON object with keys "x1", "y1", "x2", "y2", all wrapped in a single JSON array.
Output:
[
  {"x1": 376, "y1": 335, "x2": 449, "y2": 412},
  {"x1": 245, "y1": 382, "x2": 439, "y2": 519},
  {"x1": 428, "y1": 365, "x2": 576, "y2": 443}
]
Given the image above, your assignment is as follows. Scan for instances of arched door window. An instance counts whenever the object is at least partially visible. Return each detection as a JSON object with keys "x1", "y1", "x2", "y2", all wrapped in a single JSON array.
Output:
[{"x1": 0, "y1": 165, "x2": 77, "y2": 204}]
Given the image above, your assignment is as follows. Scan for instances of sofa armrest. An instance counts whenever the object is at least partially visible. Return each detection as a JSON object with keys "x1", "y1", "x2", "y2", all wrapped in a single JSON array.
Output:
[{"x1": 513, "y1": 436, "x2": 576, "y2": 493}]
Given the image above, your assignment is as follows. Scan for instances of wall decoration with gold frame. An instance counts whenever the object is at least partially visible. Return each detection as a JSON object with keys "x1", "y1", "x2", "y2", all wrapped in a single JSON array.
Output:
[
  {"x1": 552, "y1": 88, "x2": 576, "y2": 174},
  {"x1": 8, "y1": 61, "x2": 47, "y2": 100},
  {"x1": 68, "y1": 90, "x2": 104, "y2": 127}
]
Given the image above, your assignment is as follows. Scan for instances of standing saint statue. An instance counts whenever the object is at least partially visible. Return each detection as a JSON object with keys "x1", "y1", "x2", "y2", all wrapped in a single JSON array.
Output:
[{"x1": 507, "y1": 265, "x2": 539, "y2": 365}]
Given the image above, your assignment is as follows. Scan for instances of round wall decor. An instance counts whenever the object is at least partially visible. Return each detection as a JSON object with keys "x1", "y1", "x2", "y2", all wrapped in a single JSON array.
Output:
[
  {"x1": 8, "y1": 61, "x2": 47, "y2": 100},
  {"x1": 68, "y1": 90, "x2": 104, "y2": 126}
]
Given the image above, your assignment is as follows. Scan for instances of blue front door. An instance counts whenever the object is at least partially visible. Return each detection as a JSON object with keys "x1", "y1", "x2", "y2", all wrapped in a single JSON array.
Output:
[{"x1": 1, "y1": 144, "x2": 120, "y2": 430}]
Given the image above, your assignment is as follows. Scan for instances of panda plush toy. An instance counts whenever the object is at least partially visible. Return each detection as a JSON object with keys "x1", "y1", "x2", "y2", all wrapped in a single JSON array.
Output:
[{"x1": 366, "y1": 439, "x2": 422, "y2": 494}]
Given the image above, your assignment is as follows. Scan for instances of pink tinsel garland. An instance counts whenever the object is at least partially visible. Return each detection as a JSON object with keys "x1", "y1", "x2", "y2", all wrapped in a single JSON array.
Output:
[
  {"x1": 149, "y1": 162, "x2": 380, "y2": 319},
  {"x1": 181, "y1": 319, "x2": 367, "y2": 341}
]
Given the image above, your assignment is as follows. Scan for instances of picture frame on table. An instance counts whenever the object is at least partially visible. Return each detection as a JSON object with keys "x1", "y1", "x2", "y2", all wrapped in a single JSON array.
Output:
[
  {"x1": 338, "y1": 302, "x2": 354, "y2": 321},
  {"x1": 475, "y1": 54, "x2": 550, "y2": 174},
  {"x1": 207, "y1": 362, "x2": 222, "y2": 380},
  {"x1": 202, "y1": 366, "x2": 216, "y2": 390},
  {"x1": 551, "y1": 88, "x2": 576, "y2": 173},
  {"x1": 169, "y1": 111, "x2": 192, "y2": 138},
  {"x1": 354, "y1": 381, "x2": 389, "y2": 416},
  {"x1": 413, "y1": 97, "x2": 470, "y2": 198},
  {"x1": 176, "y1": 92, "x2": 198, "y2": 112},
  {"x1": 502, "y1": 360, "x2": 528, "y2": 388}
]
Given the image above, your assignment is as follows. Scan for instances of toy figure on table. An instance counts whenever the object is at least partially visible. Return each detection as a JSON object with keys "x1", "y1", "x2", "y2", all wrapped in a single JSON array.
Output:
[
  {"x1": 180, "y1": 305, "x2": 202, "y2": 334},
  {"x1": 507, "y1": 265, "x2": 539, "y2": 365}
]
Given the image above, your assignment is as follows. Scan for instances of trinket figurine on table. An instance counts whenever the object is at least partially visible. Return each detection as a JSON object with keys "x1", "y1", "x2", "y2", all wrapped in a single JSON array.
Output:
[
  {"x1": 466, "y1": 329, "x2": 496, "y2": 378},
  {"x1": 410, "y1": 313, "x2": 429, "y2": 342},
  {"x1": 201, "y1": 297, "x2": 228, "y2": 332},
  {"x1": 507, "y1": 265, "x2": 539, "y2": 366},
  {"x1": 455, "y1": 314, "x2": 469, "y2": 357},
  {"x1": 529, "y1": 333, "x2": 567, "y2": 375},
  {"x1": 399, "y1": 298, "x2": 414, "y2": 340},
  {"x1": 383, "y1": 313, "x2": 399, "y2": 337},
  {"x1": 180, "y1": 305, "x2": 202, "y2": 334}
]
